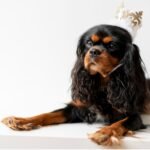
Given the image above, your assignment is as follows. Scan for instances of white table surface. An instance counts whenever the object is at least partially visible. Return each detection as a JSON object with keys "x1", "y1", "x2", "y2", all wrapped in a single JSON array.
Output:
[{"x1": 0, "y1": 114, "x2": 150, "y2": 149}]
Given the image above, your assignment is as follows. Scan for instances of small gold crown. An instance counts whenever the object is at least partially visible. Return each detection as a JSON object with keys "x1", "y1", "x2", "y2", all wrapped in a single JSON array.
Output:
[
  {"x1": 115, "y1": 2, "x2": 143, "y2": 39},
  {"x1": 129, "y1": 11, "x2": 143, "y2": 26},
  {"x1": 120, "y1": 9, "x2": 143, "y2": 27}
]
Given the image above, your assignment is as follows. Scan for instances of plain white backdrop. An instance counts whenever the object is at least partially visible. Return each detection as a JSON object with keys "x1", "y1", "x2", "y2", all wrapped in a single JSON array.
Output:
[{"x1": 0, "y1": 0, "x2": 150, "y2": 119}]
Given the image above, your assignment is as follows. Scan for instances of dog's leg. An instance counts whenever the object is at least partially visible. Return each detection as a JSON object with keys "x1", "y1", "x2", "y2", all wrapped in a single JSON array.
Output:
[
  {"x1": 2, "y1": 109, "x2": 67, "y2": 130},
  {"x1": 88, "y1": 117, "x2": 133, "y2": 146},
  {"x1": 2, "y1": 102, "x2": 86, "y2": 130},
  {"x1": 89, "y1": 113, "x2": 145, "y2": 146}
]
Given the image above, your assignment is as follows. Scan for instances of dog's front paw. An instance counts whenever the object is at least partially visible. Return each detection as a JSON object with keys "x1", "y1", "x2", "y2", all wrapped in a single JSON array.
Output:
[
  {"x1": 88, "y1": 127, "x2": 121, "y2": 146},
  {"x1": 2, "y1": 116, "x2": 40, "y2": 130},
  {"x1": 88, "y1": 118, "x2": 133, "y2": 146}
]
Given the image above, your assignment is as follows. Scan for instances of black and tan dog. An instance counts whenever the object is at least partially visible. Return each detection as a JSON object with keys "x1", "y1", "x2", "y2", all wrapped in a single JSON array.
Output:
[{"x1": 2, "y1": 25, "x2": 150, "y2": 145}]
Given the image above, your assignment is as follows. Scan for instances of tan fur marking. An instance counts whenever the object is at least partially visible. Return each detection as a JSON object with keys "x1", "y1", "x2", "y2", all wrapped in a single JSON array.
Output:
[
  {"x1": 71, "y1": 99, "x2": 88, "y2": 107},
  {"x1": 89, "y1": 118, "x2": 132, "y2": 146},
  {"x1": 103, "y1": 36, "x2": 112, "y2": 44},
  {"x1": 84, "y1": 48, "x2": 120, "y2": 77},
  {"x1": 91, "y1": 34, "x2": 100, "y2": 42},
  {"x1": 2, "y1": 111, "x2": 67, "y2": 130}
]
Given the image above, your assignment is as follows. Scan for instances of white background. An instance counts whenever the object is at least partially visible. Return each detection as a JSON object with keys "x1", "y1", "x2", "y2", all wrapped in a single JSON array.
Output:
[{"x1": 0, "y1": 0, "x2": 150, "y2": 119}]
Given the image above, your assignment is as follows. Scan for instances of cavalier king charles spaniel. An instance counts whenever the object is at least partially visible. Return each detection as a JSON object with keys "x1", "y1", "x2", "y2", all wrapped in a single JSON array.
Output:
[{"x1": 2, "y1": 25, "x2": 150, "y2": 146}]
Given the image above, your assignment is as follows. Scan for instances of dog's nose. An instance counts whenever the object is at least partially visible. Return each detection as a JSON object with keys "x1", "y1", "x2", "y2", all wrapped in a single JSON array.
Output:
[{"x1": 89, "y1": 49, "x2": 101, "y2": 57}]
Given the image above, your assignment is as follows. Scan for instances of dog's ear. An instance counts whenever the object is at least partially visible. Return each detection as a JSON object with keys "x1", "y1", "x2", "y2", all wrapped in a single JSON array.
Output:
[
  {"x1": 76, "y1": 41, "x2": 82, "y2": 57},
  {"x1": 76, "y1": 47, "x2": 81, "y2": 57},
  {"x1": 122, "y1": 44, "x2": 146, "y2": 89},
  {"x1": 107, "y1": 43, "x2": 146, "y2": 113},
  {"x1": 76, "y1": 35, "x2": 85, "y2": 57},
  {"x1": 122, "y1": 44, "x2": 145, "y2": 76}
]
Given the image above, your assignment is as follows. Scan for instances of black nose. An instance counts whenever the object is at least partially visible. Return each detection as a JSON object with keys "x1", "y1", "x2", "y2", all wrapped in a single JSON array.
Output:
[{"x1": 89, "y1": 49, "x2": 101, "y2": 57}]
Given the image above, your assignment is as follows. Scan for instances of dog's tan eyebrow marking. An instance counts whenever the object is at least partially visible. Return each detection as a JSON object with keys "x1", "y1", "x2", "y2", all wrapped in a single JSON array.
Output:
[
  {"x1": 103, "y1": 36, "x2": 113, "y2": 43},
  {"x1": 91, "y1": 34, "x2": 100, "y2": 42}
]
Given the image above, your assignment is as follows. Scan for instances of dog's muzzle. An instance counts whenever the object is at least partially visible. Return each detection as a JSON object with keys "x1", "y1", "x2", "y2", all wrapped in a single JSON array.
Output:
[{"x1": 89, "y1": 46, "x2": 103, "y2": 58}]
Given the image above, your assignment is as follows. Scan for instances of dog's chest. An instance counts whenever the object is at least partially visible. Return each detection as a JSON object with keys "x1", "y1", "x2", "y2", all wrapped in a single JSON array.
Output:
[{"x1": 88, "y1": 105, "x2": 105, "y2": 122}]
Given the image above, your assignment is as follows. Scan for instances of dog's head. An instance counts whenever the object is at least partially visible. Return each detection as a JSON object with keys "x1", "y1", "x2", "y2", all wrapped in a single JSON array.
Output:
[
  {"x1": 72, "y1": 24, "x2": 146, "y2": 113},
  {"x1": 77, "y1": 25, "x2": 132, "y2": 77}
]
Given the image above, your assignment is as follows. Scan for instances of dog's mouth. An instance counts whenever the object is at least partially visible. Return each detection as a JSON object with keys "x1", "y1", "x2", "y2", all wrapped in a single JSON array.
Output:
[
  {"x1": 84, "y1": 50, "x2": 121, "y2": 77},
  {"x1": 86, "y1": 61, "x2": 98, "y2": 75},
  {"x1": 86, "y1": 60, "x2": 122, "y2": 77},
  {"x1": 86, "y1": 60, "x2": 110, "y2": 77}
]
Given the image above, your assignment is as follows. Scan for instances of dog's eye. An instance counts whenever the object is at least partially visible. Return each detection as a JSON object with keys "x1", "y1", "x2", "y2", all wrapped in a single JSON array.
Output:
[
  {"x1": 107, "y1": 42, "x2": 118, "y2": 49},
  {"x1": 86, "y1": 40, "x2": 93, "y2": 47}
]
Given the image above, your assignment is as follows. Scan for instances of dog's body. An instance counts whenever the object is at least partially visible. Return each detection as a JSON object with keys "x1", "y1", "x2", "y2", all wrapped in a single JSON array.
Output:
[{"x1": 2, "y1": 25, "x2": 150, "y2": 145}]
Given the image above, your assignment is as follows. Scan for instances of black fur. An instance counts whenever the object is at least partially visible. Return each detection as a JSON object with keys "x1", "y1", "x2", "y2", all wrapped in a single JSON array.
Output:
[{"x1": 63, "y1": 25, "x2": 148, "y2": 130}]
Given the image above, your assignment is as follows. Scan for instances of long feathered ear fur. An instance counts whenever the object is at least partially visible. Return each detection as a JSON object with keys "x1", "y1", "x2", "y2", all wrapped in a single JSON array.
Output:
[
  {"x1": 71, "y1": 37, "x2": 102, "y2": 104},
  {"x1": 71, "y1": 56, "x2": 102, "y2": 104},
  {"x1": 107, "y1": 44, "x2": 146, "y2": 114}
]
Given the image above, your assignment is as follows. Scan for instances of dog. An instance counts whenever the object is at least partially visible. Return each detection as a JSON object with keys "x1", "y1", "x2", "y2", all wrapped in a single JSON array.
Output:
[{"x1": 2, "y1": 24, "x2": 150, "y2": 145}]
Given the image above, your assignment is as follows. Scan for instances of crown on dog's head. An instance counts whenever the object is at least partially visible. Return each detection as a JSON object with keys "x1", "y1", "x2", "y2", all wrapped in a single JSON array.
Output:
[{"x1": 109, "y1": 2, "x2": 143, "y2": 40}]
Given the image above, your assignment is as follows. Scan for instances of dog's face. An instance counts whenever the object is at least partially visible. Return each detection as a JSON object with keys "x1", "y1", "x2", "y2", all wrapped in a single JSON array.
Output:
[{"x1": 77, "y1": 25, "x2": 132, "y2": 77}]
